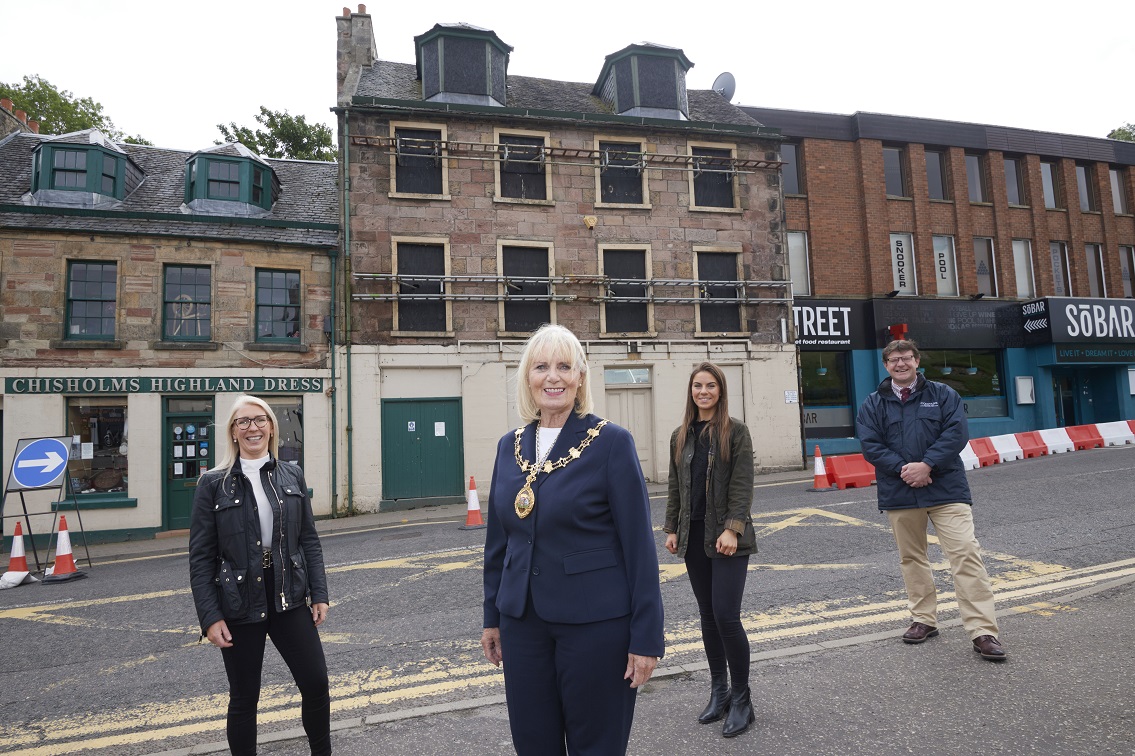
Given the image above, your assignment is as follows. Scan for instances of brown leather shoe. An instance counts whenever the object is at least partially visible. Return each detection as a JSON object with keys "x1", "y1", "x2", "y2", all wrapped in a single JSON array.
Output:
[
  {"x1": 901, "y1": 622, "x2": 939, "y2": 644},
  {"x1": 972, "y1": 635, "x2": 1007, "y2": 660}
]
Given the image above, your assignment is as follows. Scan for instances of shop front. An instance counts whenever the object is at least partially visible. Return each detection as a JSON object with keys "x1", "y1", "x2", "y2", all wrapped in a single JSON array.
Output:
[{"x1": 1, "y1": 373, "x2": 330, "y2": 543}]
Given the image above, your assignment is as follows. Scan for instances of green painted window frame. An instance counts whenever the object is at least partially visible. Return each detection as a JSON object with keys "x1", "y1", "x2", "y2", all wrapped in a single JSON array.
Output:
[
  {"x1": 184, "y1": 155, "x2": 276, "y2": 210},
  {"x1": 255, "y1": 268, "x2": 302, "y2": 343},
  {"x1": 32, "y1": 144, "x2": 125, "y2": 198},
  {"x1": 162, "y1": 264, "x2": 213, "y2": 342},
  {"x1": 65, "y1": 260, "x2": 118, "y2": 340}
]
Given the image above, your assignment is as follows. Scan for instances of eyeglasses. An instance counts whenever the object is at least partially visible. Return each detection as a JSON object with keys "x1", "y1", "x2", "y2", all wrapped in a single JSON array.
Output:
[
  {"x1": 885, "y1": 355, "x2": 917, "y2": 365},
  {"x1": 234, "y1": 415, "x2": 270, "y2": 430}
]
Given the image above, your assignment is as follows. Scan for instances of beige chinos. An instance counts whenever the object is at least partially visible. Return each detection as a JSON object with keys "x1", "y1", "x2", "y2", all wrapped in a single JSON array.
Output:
[{"x1": 886, "y1": 502, "x2": 999, "y2": 640}]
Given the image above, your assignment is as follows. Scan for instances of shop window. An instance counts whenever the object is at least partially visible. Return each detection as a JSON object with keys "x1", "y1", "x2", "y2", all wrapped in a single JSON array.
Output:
[
  {"x1": 787, "y1": 231, "x2": 811, "y2": 296},
  {"x1": 601, "y1": 247, "x2": 649, "y2": 334},
  {"x1": 597, "y1": 140, "x2": 645, "y2": 205},
  {"x1": 798, "y1": 351, "x2": 853, "y2": 439},
  {"x1": 696, "y1": 251, "x2": 742, "y2": 334},
  {"x1": 394, "y1": 240, "x2": 448, "y2": 332},
  {"x1": 501, "y1": 245, "x2": 551, "y2": 333},
  {"x1": 1004, "y1": 156, "x2": 1026, "y2": 206},
  {"x1": 1121, "y1": 245, "x2": 1134, "y2": 298},
  {"x1": 268, "y1": 397, "x2": 304, "y2": 468},
  {"x1": 1076, "y1": 164, "x2": 1099, "y2": 212},
  {"x1": 1041, "y1": 161, "x2": 1063, "y2": 209},
  {"x1": 163, "y1": 265, "x2": 212, "y2": 341},
  {"x1": 919, "y1": 349, "x2": 1006, "y2": 418},
  {"x1": 925, "y1": 150, "x2": 949, "y2": 201},
  {"x1": 689, "y1": 144, "x2": 737, "y2": 209},
  {"x1": 497, "y1": 132, "x2": 548, "y2": 201},
  {"x1": 973, "y1": 238, "x2": 998, "y2": 297},
  {"x1": 1085, "y1": 243, "x2": 1106, "y2": 297},
  {"x1": 66, "y1": 261, "x2": 117, "y2": 340},
  {"x1": 782, "y1": 143, "x2": 803, "y2": 195},
  {"x1": 256, "y1": 269, "x2": 301, "y2": 342},
  {"x1": 392, "y1": 125, "x2": 446, "y2": 196},
  {"x1": 883, "y1": 146, "x2": 908, "y2": 197},
  {"x1": 67, "y1": 397, "x2": 128, "y2": 495},
  {"x1": 966, "y1": 153, "x2": 989, "y2": 203},
  {"x1": 1110, "y1": 168, "x2": 1130, "y2": 215},
  {"x1": 932, "y1": 236, "x2": 959, "y2": 297},
  {"x1": 1012, "y1": 239, "x2": 1036, "y2": 298},
  {"x1": 1050, "y1": 242, "x2": 1072, "y2": 296}
]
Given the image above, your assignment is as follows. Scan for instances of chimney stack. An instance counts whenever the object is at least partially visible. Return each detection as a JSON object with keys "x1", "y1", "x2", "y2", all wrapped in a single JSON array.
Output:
[
  {"x1": 336, "y1": 4, "x2": 376, "y2": 105},
  {"x1": 29, "y1": 120, "x2": 40, "y2": 133},
  {"x1": 15, "y1": 109, "x2": 27, "y2": 124},
  {"x1": 0, "y1": 98, "x2": 12, "y2": 113}
]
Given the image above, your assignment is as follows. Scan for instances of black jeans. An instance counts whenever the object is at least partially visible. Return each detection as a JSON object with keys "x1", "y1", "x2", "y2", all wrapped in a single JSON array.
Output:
[
  {"x1": 684, "y1": 519, "x2": 750, "y2": 689},
  {"x1": 219, "y1": 565, "x2": 331, "y2": 755}
]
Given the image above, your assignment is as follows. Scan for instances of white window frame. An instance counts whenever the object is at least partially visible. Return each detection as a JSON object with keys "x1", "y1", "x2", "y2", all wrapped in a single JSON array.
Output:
[
  {"x1": 787, "y1": 231, "x2": 811, "y2": 296},
  {"x1": 931, "y1": 235, "x2": 959, "y2": 297},
  {"x1": 1012, "y1": 239, "x2": 1036, "y2": 299},
  {"x1": 1085, "y1": 243, "x2": 1106, "y2": 298},
  {"x1": 889, "y1": 232, "x2": 918, "y2": 295}
]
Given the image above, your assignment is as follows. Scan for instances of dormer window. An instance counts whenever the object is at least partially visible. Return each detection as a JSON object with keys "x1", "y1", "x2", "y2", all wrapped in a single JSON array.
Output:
[
  {"x1": 183, "y1": 147, "x2": 280, "y2": 215},
  {"x1": 593, "y1": 43, "x2": 693, "y2": 121},
  {"x1": 31, "y1": 141, "x2": 130, "y2": 204}
]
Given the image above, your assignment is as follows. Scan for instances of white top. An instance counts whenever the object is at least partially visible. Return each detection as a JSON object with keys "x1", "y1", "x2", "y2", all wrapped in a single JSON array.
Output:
[
  {"x1": 536, "y1": 427, "x2": 562, "y2": 468},
  {"x1": 240, "y1": 455, "x2": 273, "y2": 548}
]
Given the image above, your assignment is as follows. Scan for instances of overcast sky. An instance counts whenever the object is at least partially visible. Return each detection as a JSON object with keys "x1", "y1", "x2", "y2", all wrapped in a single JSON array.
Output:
[{"x1": 2, "y1": 0, "x2": 1131, "y2": 153}]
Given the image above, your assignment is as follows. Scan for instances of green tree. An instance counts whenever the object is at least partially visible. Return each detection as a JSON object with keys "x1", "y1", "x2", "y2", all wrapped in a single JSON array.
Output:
[
  {"x1": 217, "y1": 107, "x2": 335, "y2": 161},
  {"x1": 0, "y1": 74, "x2": 150, "y2": 144},
  {"x1": 1108, "y1": 123, "x2": 1135, "y2": 142}
]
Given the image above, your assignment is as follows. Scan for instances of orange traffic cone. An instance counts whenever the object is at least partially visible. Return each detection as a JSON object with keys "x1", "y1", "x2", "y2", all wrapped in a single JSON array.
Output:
[
  {"x1": 459, "y1": 476, "x2": 486, "y2": 530},
  {"x1": 44, "y1": 515, "x2": 87, "y2": 583},
  {"x1": 0, "y1": 522, "x2": 37, "y2": 590},
  {"x1": 807, "y1": 446, "x2": 836, "y2": 492}
]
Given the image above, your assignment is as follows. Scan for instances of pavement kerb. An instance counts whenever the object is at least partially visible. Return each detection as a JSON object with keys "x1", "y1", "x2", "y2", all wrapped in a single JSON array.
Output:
[{"x1": 144, "y1": 572, "x2": 1135, "y2": 756}]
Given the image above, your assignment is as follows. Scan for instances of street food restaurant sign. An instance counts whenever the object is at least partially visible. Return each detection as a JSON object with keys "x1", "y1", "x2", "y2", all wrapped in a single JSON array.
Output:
[{"x1": 5, "y1": 376, "x2": 326, "y2": 395}]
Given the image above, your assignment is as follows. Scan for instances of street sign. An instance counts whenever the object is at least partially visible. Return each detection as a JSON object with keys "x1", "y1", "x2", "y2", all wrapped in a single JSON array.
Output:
[{"x1": 8, "y1": 437, "x2": 72, "y2": 491}]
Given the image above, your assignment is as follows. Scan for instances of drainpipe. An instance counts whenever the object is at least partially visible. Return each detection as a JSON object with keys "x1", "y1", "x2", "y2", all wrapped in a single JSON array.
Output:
[
  {"x1": 342, "y1": 109, "x2": 356, "y2": 516},
  {"x1": 327, "y1": 245, "x2": 339, "y2": 518}
]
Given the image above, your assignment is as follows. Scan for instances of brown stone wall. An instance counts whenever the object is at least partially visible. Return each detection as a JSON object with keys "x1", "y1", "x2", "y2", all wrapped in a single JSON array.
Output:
[
  {"x1": 0, "y1": 230, "x2": 332, "y2": 369},
  {"x1": 346, "y1": 112, "x2": 787, "y2": 344}
]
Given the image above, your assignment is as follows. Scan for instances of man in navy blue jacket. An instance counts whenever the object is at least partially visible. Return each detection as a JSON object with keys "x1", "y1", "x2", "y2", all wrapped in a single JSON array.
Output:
[{"x1": 856, "y1": 339, "x2": 1006, "y2": 661}]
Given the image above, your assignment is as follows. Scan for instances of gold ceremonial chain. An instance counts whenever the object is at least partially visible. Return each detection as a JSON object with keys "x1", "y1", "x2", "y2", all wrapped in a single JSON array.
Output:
[{"x1": 512, "y1": 420, "x2": 608, "y2": 518}]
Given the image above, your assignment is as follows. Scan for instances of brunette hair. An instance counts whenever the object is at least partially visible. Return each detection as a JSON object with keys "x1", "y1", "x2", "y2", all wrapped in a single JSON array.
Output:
[
  {"x1": 882, "y1": 339, "x2": 921, "y2": 362},
  {"x1": 673, "y1": 361, "x2": 733, "y2": 465},
  {"x1": 515, "y1": 324, "x2": 594, "y2": 423}
]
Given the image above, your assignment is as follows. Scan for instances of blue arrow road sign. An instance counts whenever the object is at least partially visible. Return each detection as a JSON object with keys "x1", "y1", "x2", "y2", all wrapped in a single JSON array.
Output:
[{"x1": 12, "y1": 438, "x2": 71, "y2": 489}]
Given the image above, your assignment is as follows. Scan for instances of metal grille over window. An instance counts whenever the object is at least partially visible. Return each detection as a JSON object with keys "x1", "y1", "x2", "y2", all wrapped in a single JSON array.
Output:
[
  {"x1": 396, "y1": 243, "x2": 446, "y2": 332},
  {"x1": 691, "y1": 147, "x2": 735, "y2": 208},
  {"x1": 395, "y1": 129, "x2": 444, "y2": 195},
  {"x1": 599, "y1": 142, "x2": 645, "y2": 204},
  {"x1": 499, "y1": 135, "x2": 547, "y2": 200}
]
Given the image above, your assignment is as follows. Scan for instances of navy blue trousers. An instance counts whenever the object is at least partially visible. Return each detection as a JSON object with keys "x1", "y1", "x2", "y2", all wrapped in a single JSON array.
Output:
[
  {"x1": 219, "y1": 565, "x2": 331, "y2": 756},
  {"x1": 500, "y1": 607, "x2": 638, "y2": 755}
]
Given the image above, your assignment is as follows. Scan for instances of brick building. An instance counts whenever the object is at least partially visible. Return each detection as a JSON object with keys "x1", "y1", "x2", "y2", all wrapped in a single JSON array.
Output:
[
  {"x1": 0, "y1": 126, "x2": 339, "y2": 540},
  {"x1": 335, "y1": 9, "x2": 798, "y2": 508},
  {"x1": 743, "y1": 107, "x2": 1135, "y2": 453}
]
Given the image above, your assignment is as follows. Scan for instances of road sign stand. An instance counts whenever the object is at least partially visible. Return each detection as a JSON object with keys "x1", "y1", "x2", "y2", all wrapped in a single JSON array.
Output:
[{"x1": 3, "y1": 436, "x2": 92, "y2": 574}]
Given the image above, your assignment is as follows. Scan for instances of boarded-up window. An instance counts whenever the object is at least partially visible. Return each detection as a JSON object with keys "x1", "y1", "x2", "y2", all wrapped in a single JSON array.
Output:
[
  {"x1": 503, "y1": 246, "x2": 550, "y2": 331},
  {"x1": 394, "y1": 128, "x2": 443, "y2": 195},
  {"x1": 691, "y1": 147, "x2": 734, "y2": 208},
  {"x1": 603, "y1": 249, "x2": 648, "y2": 333},
  {"x1": 698, "y1": 253, "x2": 741, "y2": 333},
  {"x1": 599, "y1": 142, "x2": 643, "y2": 204},
  {"x1": 397, "y1": 243, "x2": 446, "y2": 331},
  {"x1": 500, "y1": 135, "x2": 546, "y2": 200}
]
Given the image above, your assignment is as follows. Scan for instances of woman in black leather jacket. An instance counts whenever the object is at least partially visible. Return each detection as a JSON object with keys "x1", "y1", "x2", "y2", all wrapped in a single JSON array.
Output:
[
  {"x1": 663, "y1": 362, "x2": 756, "y2": 739},
  {"x1": 189, "y1": 395, "x2": 331, "y2": 756}
]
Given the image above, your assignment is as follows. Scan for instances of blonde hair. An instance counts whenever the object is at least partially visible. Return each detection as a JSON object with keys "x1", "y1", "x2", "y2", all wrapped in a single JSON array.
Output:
[
  {"x1": 211, "y1": 394, "x2": 280, "y2": 473},
  {"x1": 515, "y1": 324, "x2": 594, "y2": 424}
]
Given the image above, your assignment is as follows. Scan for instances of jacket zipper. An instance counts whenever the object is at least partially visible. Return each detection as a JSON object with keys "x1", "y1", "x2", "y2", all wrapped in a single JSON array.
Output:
[{"x1": 267, "y1": 469, "x2": 289, "y2": 611}]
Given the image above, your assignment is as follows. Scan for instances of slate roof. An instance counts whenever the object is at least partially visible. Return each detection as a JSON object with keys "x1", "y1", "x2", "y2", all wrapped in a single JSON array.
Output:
[
  {"x1": 353, "y1": 60, "x2": 765, "y2": 130},
  {"x1": 0, "y1": 132, "x2": 339, "y2": 248}
]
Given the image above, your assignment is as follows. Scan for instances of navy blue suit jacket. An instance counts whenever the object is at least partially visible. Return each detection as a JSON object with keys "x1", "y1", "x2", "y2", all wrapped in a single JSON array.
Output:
[{"x1": 483, "y1": 412, "x2": 665, "y2": 658}]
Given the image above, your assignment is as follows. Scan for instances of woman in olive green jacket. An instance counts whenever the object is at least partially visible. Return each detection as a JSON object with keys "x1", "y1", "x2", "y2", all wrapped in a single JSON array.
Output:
[{"x1": 663, "y1": 362, "x2": 756, "y2": 739}]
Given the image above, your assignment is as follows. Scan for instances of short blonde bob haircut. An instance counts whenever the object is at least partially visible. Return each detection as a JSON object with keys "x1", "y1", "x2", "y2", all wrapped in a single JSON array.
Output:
[
  {"x1": 515, "y1": 324, "x2": 594, "y2": 424},
  {"x1": 212, "y1": 394, "x2": 281, "y2": 472}
]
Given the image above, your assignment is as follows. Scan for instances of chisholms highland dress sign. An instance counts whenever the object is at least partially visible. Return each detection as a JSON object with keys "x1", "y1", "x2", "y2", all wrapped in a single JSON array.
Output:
[{"x1": 4, "y1": 376, "x2": 326, "y2": 394}]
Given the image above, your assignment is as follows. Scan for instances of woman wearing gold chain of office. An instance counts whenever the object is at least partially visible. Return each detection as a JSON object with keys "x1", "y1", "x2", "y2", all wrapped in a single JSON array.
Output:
[{"x1": 481, "y1": 324, "x2": 665, "y2": 755}]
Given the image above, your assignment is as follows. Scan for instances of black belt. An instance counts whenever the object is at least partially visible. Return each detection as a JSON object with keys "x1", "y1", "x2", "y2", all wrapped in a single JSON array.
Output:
[{"x1": 261, "y1": 550, "x2": 273, "y2": 569}]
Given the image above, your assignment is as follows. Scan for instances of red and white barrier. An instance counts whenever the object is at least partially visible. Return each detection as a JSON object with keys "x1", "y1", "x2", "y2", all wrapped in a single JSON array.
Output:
[
  {"x1": 1095, "y1": 422, "x2": 1135, "y2": 446},
  {"x1": 1038, "y1": 428, "x2": 1075, "y2": 454},
  {"x1": 988, "y1": 434, "x2": 1025, "y2": 463}
]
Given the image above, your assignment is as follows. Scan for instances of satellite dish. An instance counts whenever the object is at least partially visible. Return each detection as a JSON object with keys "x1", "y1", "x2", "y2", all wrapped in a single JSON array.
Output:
[{"x1": 712, "y1": 72, "x2": 736, "y2": 102}]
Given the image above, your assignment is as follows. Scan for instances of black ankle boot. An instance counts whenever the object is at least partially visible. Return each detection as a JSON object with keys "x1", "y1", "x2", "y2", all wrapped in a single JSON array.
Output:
[
  {"x1": 697, "y1": 672, "x2": 731, "y2": 724},
  {"x1": 722, "y1": 685, "x2": 754, "y2": 738}
]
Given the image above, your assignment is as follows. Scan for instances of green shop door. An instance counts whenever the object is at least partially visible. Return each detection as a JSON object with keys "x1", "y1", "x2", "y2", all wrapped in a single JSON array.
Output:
[
  {"x1": 381, "y1": 398, "x2": 464, "y2": 501},
  {"x1": 163, "y1": 397, "x2": 215, "y2": 530}
]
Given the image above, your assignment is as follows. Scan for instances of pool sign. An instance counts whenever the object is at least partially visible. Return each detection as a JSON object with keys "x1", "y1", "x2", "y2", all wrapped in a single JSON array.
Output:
[{"x1": 7, "y1": 437, "x2": 72, "y2": 492}]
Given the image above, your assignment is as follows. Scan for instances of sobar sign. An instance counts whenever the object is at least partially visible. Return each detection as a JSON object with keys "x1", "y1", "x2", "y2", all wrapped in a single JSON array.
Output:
[{"x1": 1046, "y1": 298, "x2": 1135, "y2": 344}]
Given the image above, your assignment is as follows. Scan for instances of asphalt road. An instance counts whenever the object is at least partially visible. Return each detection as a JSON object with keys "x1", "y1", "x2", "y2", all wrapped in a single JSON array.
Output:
[{"x1": 1, "y1": 444, "x2": 1132, "y2": 755}]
